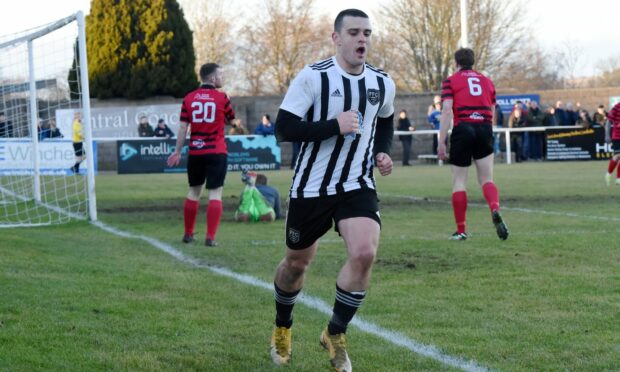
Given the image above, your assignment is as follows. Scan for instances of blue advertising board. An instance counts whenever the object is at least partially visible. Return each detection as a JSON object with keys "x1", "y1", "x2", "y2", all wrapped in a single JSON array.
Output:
[
  {"x1": 117, "y1": 135, "x2": 281, "y2": 174},
  {"x1": 496, "y1": 94, "x2": 541, "y2": 114}
]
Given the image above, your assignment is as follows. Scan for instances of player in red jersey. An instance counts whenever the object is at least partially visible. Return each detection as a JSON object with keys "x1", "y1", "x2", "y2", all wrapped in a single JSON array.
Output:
[
  {"x1": 438, "y1": 48, "x2": 508, "y2": 241},
  {"x1": 167, "y1": 63, "x2": 235, "y2": 246},
  {"x1": 604, "y1": 102, "x2": 620, "y2": 186}
]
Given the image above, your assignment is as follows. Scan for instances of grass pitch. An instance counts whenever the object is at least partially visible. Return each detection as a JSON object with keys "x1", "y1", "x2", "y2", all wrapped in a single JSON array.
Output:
[{"x1": 1, "y1": 161, "x2": 619, "y2": 371}]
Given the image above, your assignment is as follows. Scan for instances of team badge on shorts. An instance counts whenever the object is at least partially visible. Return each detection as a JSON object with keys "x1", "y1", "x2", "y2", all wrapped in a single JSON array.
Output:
[
  {"x1": 367, "y1": 89, "x2": 380, "y2": 105},
  {"x1": 288, "y1": 228, "x2": 300, "y2": 244}
]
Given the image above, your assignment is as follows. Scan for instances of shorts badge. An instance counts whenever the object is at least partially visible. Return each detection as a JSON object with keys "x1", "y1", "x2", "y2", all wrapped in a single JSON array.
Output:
[{"x1": 288, "y1": 228, "x2": 300, "y2": 244}]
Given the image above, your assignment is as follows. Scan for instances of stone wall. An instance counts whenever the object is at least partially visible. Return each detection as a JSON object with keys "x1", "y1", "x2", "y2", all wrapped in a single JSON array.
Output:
[{"x1": 529, "y1": 86, "x2": 620, "y2": 111}]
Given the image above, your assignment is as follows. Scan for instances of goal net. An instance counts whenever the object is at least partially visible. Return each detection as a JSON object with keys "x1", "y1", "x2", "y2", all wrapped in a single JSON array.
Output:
[{"x1": 0, "y1": 12, "x2": 96, "y2": 227}]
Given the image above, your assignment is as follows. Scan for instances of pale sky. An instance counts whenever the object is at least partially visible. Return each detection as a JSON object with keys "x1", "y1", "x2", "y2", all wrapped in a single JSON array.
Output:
[{"x1": 1, "y1": 0, "x2": 619, "y2": 77}]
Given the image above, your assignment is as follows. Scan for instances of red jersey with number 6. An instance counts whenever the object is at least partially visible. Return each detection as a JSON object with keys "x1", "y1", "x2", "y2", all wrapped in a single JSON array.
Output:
[
  {"x1": 441, "y1": 69, "x2": 496, "y2": 127},
  {"x1": 180, "y1": 84, "x2": 235, "y2": 155}
]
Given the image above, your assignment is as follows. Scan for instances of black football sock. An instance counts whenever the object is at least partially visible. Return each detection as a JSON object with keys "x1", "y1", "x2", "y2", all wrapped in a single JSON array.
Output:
[
  {"x1": 328, "y1": 284, "x2": 366, "y2": 335},
  {"x1": 274, "y1": 282, "x2": 300, "y2": 328}
]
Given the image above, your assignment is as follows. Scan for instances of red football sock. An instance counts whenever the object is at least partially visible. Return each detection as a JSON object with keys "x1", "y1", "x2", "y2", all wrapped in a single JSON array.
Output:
[
  {"x1": 183, "y1": 198, "x2": 199, "y2": 235},
  {"x1": 607, "y1": 159, "x2": 618, "y2": 174},
  {"x1": 206, "y1": 199, "x2": 223, "y2": 240},
  {"x1": 452, "y1": 191, "x2": 467, "y2": 234},
  {"x1": 482, "y1": 181, "x2": 500, "y2": 212}
]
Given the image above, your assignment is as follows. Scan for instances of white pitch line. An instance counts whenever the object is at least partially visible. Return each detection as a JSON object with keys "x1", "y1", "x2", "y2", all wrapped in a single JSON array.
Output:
[
  {"x1": 91, "y1": 220, "x2": 492, "y2": 372},
  {"x1": 385, "y1": 193, "x2": 620, "y2": 222},
  {"x1": 0, "y1": 184, "x2": 86, "y2": 228}
]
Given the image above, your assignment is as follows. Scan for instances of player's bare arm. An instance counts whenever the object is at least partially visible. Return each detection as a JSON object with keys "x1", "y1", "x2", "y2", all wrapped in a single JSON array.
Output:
[
  {"x1": 167, "y1": 120, "x2": 188, "y2": 167},
  {"x1": 438, "y1": 99, "x2": 453, "y2": 161}
]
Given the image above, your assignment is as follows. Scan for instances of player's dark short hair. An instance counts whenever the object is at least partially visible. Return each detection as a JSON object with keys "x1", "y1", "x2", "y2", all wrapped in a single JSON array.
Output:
[
  {"x1": 256, "y1": 174, "x2": 267, "y2": 185},
  {"x1": 454, "y1": 48, "x2": 475, "y2": 69},
  {"x1": 334, "y1": 9, "x2": 369, "y2": 32},
  {"x1": 263, "y1": 114, "x2": 271, "y2": 121},
  {"x1": 199, "y1": 63, "x2": 220, "y2": 82}
]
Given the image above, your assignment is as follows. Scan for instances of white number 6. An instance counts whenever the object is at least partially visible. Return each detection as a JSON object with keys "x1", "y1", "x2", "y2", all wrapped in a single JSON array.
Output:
[{"x1": 467, "y1": 77, "x2": 482, "y2": 96}]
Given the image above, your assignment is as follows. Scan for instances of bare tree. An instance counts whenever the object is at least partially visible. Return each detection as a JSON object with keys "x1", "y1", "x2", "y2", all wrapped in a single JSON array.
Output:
[
  {"x1": 182, "y1": 0, "x2": 236, "y2": 70},
  {"x1": 379, "y1": 0, "x2": 527, "y2": 92},
  {"x1": 369, "y1": 32, "x2": 420, "y2": 92},
  {"x1": 594, "y1": 55, "x2": 620, "y2": 87},
  {"x1": 553, "y1": 40, "x2": 583, "y2": 88},
  {"x1": 239, "y1": 0, "x2": 332, "y2": 95},
  {"x1": 494, "y1": 40, "x2": 563, "y2": 91}
]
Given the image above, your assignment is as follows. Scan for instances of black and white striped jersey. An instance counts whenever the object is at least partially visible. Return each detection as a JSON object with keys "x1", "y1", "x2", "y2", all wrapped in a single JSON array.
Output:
[{"x1": 280, "y1": 56, "x2": 396, "y2": 199}]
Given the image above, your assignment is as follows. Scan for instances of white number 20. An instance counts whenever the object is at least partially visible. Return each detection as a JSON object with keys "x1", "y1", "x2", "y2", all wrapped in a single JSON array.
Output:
[
  {"x1": 191, "y1": 102, "x2": 216, "y2": 123},
  {"x1": 467, "y1": 77, "x2": 482, "y2": 96}
]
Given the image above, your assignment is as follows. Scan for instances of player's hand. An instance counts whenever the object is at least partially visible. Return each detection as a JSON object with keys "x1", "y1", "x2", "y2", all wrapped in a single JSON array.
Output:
[
  {"x1": 337, "y1": 110, "x2": 360, "y2": 135},
  {"x1": 437, "y1": 142, "x2": 448, "y2": 161},
  {"x1": 375, "y1": 152, "x2": 393, "y2": 176},
  {"x1": 167, "y1": 152, "x2": 181, "y2": 167}
]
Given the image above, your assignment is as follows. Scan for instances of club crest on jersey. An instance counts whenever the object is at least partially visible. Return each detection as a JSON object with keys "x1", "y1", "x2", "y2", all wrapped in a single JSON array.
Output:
[
  {"x1": 288, "y1": 228, "x2": 300, "y2": 244},
  {"x1": 469, "y1": 112, "x2": 484, "y2": 120},
  {"x1": 367, "y1": 89, "x2": 380, "y2": 105},
  {"x1": 191, "y1": 139, "x2": 205, "y2": 148}
]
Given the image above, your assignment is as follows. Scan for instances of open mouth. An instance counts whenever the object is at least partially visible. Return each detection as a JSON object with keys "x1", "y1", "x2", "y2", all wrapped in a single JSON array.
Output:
[{"x1": 356, "y1": 46, "x2": 366, "y2": 56}]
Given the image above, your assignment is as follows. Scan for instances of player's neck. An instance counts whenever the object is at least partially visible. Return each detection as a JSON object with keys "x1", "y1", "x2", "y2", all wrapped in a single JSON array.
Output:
[{"x1": 335, "y1": 55, "x2": 364, "y2": 76}]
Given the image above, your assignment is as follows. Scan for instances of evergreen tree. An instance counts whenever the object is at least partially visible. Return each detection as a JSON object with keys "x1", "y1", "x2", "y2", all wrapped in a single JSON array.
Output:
[
  {"x1": 76, "y1": 0, "x2": 196, "y2": 99},
  {"x1": 68, "y1": 39, "x2": 81, "y2": 100}
]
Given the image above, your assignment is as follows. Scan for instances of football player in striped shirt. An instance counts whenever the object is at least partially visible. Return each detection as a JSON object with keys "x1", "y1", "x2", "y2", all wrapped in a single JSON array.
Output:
[
  {"x1": 604, "y1": 102, "x2": 620, "y2": 185},
  {"x1": 438, "y1": 48, "x2": 509, "y2": 241},
  {"x1": 268, "y1": 9, "x2": 396, "y2": 372},
  {"x1": 167, "y1": 63, "x2": 235, "y2": 247}
]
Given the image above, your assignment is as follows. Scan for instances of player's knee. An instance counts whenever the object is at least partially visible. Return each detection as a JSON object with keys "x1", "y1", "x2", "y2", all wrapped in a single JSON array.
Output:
[
  {"x1": 285, "y1": 256, "x2": 312, "y2": 277},
  {"x1": 187, "y1": 186, "x2": 202, "y2": 200},
  {"x1": 350, "y1": 246, "x2": 377, "y2": 269},
  {"x1": 235, "y1": 213, "x2": 250, "y2": 222}
]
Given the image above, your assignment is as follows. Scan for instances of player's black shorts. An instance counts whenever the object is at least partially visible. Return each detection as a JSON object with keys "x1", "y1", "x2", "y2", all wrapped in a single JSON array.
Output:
[
  {"x1": 73, "y1": 142, "x2": 84, "y2": 157},
  {"x1": 449, "y1": 123, "x2": 494, "y2": 167},
  {"x1": 187, "y1": 153, "x2": 227, "y2": 189},
  {"x1": 613, "y1": 139, "x2": 620, "y2": 155},
  {"x1": 285, "y1": 188, "x2": 380, "y2": 250}
]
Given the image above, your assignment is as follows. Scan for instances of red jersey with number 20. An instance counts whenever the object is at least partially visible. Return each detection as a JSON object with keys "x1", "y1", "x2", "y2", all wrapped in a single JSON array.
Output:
[
  {"x1": 180, "y1": 84, "x2": 235, "y2": 155},
  {"x1": 441, "y1": 69, "x2": 496, "y2": 127}
]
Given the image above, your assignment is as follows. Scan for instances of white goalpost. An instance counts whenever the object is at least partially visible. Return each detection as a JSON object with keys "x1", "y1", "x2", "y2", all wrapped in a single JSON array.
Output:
[{"x1": 0, "y1": 11, "x2": 96, "y2": 227}]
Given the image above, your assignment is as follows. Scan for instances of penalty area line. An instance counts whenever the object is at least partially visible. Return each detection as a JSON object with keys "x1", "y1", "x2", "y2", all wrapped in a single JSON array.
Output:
[{"x1": 91, "y1": 220, "x2": 492, "y2": 372}]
